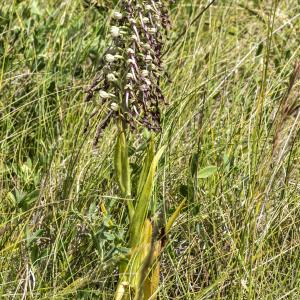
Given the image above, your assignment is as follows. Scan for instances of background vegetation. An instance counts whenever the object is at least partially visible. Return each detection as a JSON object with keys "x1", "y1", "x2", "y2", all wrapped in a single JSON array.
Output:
[{"x1": 1, "y1": 0, "x2": 300, "y2": 298}]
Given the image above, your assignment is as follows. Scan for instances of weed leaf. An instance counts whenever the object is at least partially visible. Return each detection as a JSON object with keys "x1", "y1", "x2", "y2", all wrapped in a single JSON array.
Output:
[{"x1": 198, "y1": 166, "x2": 217, "y2": 179}]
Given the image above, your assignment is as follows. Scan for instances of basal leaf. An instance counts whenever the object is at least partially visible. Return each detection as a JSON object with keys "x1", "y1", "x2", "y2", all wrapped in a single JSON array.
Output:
[
  {"x1": 114, "y1": 132, "x2": 134, "y2": 219},
  {"x1": 137, "y1": 135, "x2": 155, "y2": 197},
  {"x1": 129, "y1": 146, "x2": 165, "y2": 248}
]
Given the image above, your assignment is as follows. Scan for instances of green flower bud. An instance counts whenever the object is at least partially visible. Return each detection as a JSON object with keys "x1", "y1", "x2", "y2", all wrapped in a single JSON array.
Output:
[
  {"x1": 148, "y1": 27, "x2": 157, "y2": 34},
  {"x1": 110, "y1": 102, "x2": 119, "y2": 111},
  {"x1": 142, "y1": 17, "x2": 150, "y2": 24},
  {"x1": 114, "y1": 54, "x2": 124, "y2": 60},
  {"x1": 113, "y1": 12, "x2": 123, "y2": 20},
  {"x1": 131, "y1": 34, "x2": 138, "y2": 41},
  {"x1": 145, "y1": 55, "x2": 153, "y2": 62},
  {"x1": 125, "y1": 84, "x2": 133, "y2": 90},
  {"x1": 144, "y1": 78, "x2": 151, "y2": 86},
  {"x1": 129, "y1": 18, "x2": 136, "y2": 24},
  {"x1": 99, "y1": 90, "x2": 114, "y2": 99},
  {"x1": 126, "y1": 73, "x2": 134, "y2": 80},
  {"x1": 140, "y1": 84, "x2": 149, "y2": 91},
  {"x1": 105, "y1": 54, "x2": 115, "y2": 63},
  {"x1": 143, "y1": 43, "x2": 151, "y2": 50},
  {"x1": 141, "y1": 70, "x2": 149, "y2": 77},
  {"x1": 127, "y1": 58, "x2": 135, "y2": 65},
  {"x1": 110, "y1": 26, "x2": 120, "y2": 38},
  {"x1": 106, "y1": 73, "x2": 117, "y2": 82},
  {"x1": 127, "y1": 48, "x2": 135, "y2": 55}
]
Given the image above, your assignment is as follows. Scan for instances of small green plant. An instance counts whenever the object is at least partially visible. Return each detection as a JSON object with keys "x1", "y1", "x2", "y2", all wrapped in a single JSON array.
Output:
[{"x1": 84, "y1": 1, "x2": 181, "y2": 297}]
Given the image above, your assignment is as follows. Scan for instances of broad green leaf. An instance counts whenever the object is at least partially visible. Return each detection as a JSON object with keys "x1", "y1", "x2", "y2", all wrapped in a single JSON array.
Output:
[
  {"x1": 17, "y1": 190, "x2": 39, "y2": 210},
  {"x1": 134, "y1": 219, "x2": 153, "y2": 295},
  {"x1": 137, "y1": 135, "x2": 155, "y2": 197},
  {"x1": 114, "y1": 132, "x2": 130, "y2": 195},
  {"x1": 100, "y1": 202, "x2": 114, "y2": 227},
  {"x1": 198, "y1": 166, "x2": 218, "y2": 179},
  {"x1": 114, "y1": 132, "x2": 134, "y2": 219},
  {"x1": 129, "y1": 146, "x2": 166, "y2": 248}
]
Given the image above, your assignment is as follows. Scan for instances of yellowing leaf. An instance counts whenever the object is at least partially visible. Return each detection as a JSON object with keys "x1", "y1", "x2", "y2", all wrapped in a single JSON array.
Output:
[
  {"x1": 133, "y1": 219, "x2": 153, "y2": 296},
  {"x1": 115, "y1": 281, "x2": 129, "y2": 300},
  {"x1": 166, "y1": 199, "x2": 186, "y2": 235},
  {"x1": 144, "y1": 240, "x2": 162, "y2": 300}
]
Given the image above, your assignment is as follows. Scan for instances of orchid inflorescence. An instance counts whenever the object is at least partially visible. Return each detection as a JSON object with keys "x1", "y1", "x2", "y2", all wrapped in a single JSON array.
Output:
[{"x1": 85, "y1": 0, "x2": 172, "y2": 144}]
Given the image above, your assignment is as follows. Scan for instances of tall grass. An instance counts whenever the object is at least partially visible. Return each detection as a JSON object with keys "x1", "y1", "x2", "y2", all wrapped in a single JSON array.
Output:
[{"x1": 1, "y1": 0, "x2": 300, "y2": 299}]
